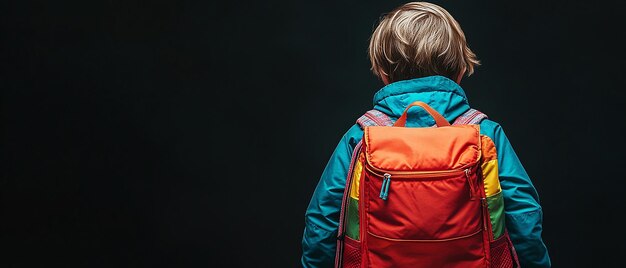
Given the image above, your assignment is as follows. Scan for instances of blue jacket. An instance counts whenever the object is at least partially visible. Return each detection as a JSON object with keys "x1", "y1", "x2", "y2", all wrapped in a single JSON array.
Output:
[{"x1": 301, "y1": 76, "x2": 551, "y2": 267}]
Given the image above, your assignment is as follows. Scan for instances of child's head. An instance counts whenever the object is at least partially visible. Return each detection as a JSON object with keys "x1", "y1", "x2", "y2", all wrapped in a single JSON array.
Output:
[{"x1": 368, "y1": 2, "x2": 479, "y2": 84}]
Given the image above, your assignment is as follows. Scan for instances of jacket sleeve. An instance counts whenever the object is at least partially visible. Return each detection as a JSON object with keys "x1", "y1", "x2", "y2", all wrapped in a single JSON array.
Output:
[
  {"x1": 486, "y1": 120, "x2": 551, "y2": 267},
  {"x1": 301, "y1": 125, "x2": 362, "y2": 268}
]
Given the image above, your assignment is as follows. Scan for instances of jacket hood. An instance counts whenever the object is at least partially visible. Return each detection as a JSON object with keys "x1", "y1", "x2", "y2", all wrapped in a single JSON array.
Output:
[{"x1": 372, "y1": 75, "x2": 471, "y2": 127}]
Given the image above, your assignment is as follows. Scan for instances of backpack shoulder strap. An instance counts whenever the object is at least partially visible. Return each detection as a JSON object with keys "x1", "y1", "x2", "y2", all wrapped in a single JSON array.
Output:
[
  {"x1": 452, "y1": 108, "x2": 488, "y2": 125},
  {"x1": 337, "y1": 109, "x2": 391, "y2": 265},
  {"x1": 356, "y1": 109, "x2": 393, "y2": 128}
]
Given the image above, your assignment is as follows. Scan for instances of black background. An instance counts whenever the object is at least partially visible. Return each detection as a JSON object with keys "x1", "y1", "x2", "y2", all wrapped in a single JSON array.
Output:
[{"x1": 2, "y1": 0, "x2": 625, "y2": 267}]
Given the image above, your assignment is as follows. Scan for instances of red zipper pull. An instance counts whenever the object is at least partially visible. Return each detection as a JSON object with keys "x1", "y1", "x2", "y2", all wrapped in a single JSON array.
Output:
[{"x1": 465, "y1": 169, "x2": 477, "y2": 200}]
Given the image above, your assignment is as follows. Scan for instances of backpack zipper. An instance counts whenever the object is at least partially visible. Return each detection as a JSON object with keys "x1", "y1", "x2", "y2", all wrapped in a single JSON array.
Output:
[
  {"x1": 379, "y1": 173, "x2": 391, "y2": 200},
  {"x1": 366, "y1": 165, "x2": 476, "y2": 201},
  {"x1": 366, "y1": 164, "x2": 469, "y2": 179}
]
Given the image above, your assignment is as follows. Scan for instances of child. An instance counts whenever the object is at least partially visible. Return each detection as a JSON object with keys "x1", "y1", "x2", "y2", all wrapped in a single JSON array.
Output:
[{"x1": 301, "y1": 2, "x2": 551, "y2": 267}]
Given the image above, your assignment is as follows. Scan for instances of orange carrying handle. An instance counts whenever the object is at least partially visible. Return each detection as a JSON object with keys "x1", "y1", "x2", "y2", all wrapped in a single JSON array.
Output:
[{"x1": 393, "y1": 101, "x2": 451, "y2": 127}]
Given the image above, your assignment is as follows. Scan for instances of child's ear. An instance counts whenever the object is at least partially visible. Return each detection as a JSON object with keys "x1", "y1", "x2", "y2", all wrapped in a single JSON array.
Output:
[
  {"x1": 455, "y1": 67, "x2": 467, "y2": 84},
  {"x1": 382, "y1": 74, "x2": 391, "y2": 85},
  {"x1": 374, "y1": 67, "x2": 391, "y2": 85}
]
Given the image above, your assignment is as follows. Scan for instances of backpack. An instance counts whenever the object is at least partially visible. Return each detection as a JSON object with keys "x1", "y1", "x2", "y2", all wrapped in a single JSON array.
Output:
[{"x1": 334, "y1": 101, "x2": 520, "y2": 268}]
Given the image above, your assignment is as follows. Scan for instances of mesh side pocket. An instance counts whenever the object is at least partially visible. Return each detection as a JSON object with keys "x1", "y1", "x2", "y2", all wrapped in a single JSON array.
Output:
[
  {"x1": 490, "y1": 233, "x2": 517, "y2": 268},
  {"x1": 342, "y1": 236, "x2": 361, "y2": 268}
]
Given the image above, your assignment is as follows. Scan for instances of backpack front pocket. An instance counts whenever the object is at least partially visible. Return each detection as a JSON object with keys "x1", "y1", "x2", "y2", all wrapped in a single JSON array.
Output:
[
  {"x1": 362, "y1": 168, "x2": 487, "y2": 267},
  {"x1": 365, "y1": 168, "x2": 483, "y2": 240}
]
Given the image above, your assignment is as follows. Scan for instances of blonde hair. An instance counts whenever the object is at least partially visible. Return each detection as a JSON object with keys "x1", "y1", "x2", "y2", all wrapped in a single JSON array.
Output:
[{"x1": 368, "y1": 2, "x2": 479, "y2": 83}]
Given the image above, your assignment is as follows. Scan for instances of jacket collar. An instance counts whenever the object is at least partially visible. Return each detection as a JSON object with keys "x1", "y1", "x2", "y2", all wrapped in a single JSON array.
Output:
[{"x1": 372, "y1": 75, "x2": 471, "y2": 127}]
